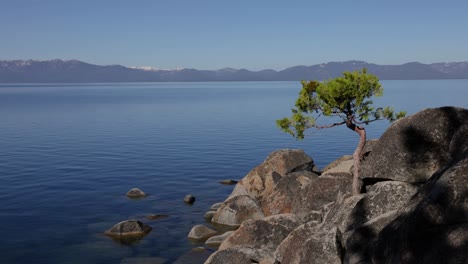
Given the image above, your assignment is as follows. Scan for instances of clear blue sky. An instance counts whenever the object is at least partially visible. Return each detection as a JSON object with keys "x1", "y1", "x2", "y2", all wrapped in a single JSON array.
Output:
[{"x1": 1, "y1": 0, "x2": 467, "y2": 70}]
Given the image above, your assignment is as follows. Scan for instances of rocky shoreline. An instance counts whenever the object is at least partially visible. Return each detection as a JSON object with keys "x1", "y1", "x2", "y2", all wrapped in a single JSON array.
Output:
[{"x1": 189, "y1": 107, "x2": 467, "y2": 264}]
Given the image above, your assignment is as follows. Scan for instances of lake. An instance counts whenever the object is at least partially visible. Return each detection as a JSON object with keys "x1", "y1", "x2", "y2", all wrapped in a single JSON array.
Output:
[{"x1": 0, "y1": 80, "x2": 467, "y2": 263}]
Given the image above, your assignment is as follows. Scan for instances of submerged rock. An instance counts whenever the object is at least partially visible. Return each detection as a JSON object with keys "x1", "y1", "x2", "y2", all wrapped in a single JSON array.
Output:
[
  {"x1": 145, "y1": 214, "x2": 169, "y2": 221},
  {"x1": 219, "y1": 179, "x2": 238, "y2": 185},
  {"x1": 105, "y1": 220, "x2": 152, "y2": 237},
  {"x1": 184, "y1": 194, "x2": 196, "y2": 204},
  {"x1": 126, "y1": 188, "x2": 147, "y2": 198}
]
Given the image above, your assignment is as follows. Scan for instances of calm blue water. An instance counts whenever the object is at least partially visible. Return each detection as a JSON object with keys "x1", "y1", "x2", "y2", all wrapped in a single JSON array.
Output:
[{"x1": 0, "y1": 80, "x2": 467, "y2": 263}]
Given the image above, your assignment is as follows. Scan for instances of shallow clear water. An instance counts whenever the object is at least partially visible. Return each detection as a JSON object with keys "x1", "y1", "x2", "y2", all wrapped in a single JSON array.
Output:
[{"x1": 0, "y1": 80, "x2": 467, "y2": 263}]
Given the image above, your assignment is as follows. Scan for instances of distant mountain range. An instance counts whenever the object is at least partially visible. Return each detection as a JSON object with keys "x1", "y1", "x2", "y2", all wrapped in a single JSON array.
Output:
[{"x1": 1, "y1": 59, "x2": 468, "y2": 83}]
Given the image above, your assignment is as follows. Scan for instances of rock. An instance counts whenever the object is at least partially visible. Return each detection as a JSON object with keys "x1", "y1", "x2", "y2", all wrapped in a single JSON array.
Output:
[
  {"x1": 203, "y1": 211, "x2": 216, "y2": 220},
  {"x1": 228, "y1": 149, "x2": 314, "y2": 200},
  {"x1": 348, "y1": 181, "x2": 418, "y2": 229},
  {"x1": 105, "y1": 220, "x2": 152, "y2": 237},
  {"x1": 362, "y1": 139, "x2": 379, "y2": 160},
  {"x1": 343, "y1": 210, "x2": 401, "y2": 264},
  {"x1": 261, "y1": 171, "x2": 318, "y2": 216},
  {"x1": 188, "y1": 225, "x2": 217, "y2": 241},
  {"x1": 321, "y1": 155, "x2": 353, "y2": 172},
  {"x1": 120, "y1": 257, "x2": 167, "y2": 264},
  {"x1": 361, "y1": 107, "x2": 468, "y2": 183},
  {"x1": 126, "y1": 188, "x2": 146, "y2": 198},
  {"x1": 211, "y1": 195, "x2": 265, "y2": 227},
  {"x1": 371, "y1": 157, "x2": 468, "y2": 264},
  {"x1": 205, "y1": 231, "x2": 234, "y2": 248},
  {"x1": 292, "y1": 173, "x2": 354, "y2": 221},
  {"x1": 145, "y1": 214, "x2": 169, "y2": 220},
  {"x1": 321, "y1": 159, "x2": 354, "y2": 176},
  {"x1": 218, "y1": 214, "x2": 300, "y2": 260},
  {"x1": 204, "y1": 246, "x2": 262, "y2": 264},
  {"x1": 184, "y1": 194, "x2": 196, "y2": 204},
  {"x1": 173, "y1": 247, "x2": 213, "y2": 264},
  {"x1": 274, "y1": 220, "x2": 321, "y2": 262},
  {"x1": 210, "y1": 202, "x2": 223, "y2": 211},
  {"x1": 278, "y1": 227, "x2": 343, "y2": 264},
  {"x1": 219, "y1": 179, "x2": 238, "y2": 185}
]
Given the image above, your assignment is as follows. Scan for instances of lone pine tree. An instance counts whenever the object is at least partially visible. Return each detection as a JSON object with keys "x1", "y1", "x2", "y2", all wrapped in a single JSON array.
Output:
[{"x1": 277, "y1": 69, "x2": 406, "y2": 195}]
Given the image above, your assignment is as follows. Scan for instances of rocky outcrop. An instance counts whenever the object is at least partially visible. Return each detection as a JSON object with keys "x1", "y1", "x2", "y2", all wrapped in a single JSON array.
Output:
[
  {"x1": 218, "y1": 214, "x2": 299, "y2": 260},
  {"x1": 361, "y1": 107, "x2": 468, "y2": 183},
  {"x1": 371, "y1": 157, "x2": 468, "y2": 264},
  {"x1": 228, "y1": 149, "x2": 314, "y2": 200},
  {"x1": 203, "y1": 107, "x2": 467, "y2": 264}
]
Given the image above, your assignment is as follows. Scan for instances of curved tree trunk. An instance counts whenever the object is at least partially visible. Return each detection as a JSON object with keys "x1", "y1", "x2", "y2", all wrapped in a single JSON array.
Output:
[{"x1": 346, "y1": 121, "x2": 367, "y2": 195}]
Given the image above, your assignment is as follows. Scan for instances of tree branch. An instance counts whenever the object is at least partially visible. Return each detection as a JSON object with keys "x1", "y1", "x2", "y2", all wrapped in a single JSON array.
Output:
[{"x1": 314, "y1": 121, "x2": 347, "y2": 129}]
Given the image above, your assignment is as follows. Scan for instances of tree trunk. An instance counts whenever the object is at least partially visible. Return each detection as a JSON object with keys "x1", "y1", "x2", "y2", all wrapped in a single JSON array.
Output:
[{"x1": 346, "y1": 121, "x2": 367, "y2": 195}]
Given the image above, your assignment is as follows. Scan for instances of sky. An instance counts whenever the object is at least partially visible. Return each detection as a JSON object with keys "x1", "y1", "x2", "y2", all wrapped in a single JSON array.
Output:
[{"x1": 1, "y1": 0, "x2": 468, "y2": 70}]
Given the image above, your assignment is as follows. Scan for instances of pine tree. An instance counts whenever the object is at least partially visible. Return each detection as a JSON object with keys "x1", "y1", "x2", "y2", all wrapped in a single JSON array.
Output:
[{"x1": 277, "y1": 69, "x2": 406, "y2": 195}]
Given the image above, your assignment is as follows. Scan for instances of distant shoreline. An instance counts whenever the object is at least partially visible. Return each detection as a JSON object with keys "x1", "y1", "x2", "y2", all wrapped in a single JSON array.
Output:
[{"x1": 1, "y1": 59, "x2": 468, "y2": 83}]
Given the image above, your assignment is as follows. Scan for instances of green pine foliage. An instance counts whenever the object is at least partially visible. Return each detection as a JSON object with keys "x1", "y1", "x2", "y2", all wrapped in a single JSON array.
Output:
[{"x1": 277, "y1": 68, "x2": 406, "y2": 139}]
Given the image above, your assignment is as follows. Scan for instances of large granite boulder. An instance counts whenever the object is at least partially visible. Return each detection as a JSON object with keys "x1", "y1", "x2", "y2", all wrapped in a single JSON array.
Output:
[
  {"x1": 361, "y1": 107, "x2": 468, "y2": 183},
  {"x1": 348, "y1": 181, "x2": 419, "y2": 228},
  {"x1": 278, "y1": 227, "x2": 343, "y2": 264},
  {"x1": 371, "y1": 157, "x2": 468, "y2": 264},
  {"x1": 261, "y1": 171, "x2": 318, "y2": 216},
  {"x1": 211, "y1": 195, "x2": 265, "y2": 227},
  {"x1": 292, "y1": 173, "x2": 353, "y2": 221},
  {"x1": 218, "y1": 214, "x2": 299, "y2": 260},
  {"x1": 228, "y1": 149, "x2": 314, "y2": 200}
]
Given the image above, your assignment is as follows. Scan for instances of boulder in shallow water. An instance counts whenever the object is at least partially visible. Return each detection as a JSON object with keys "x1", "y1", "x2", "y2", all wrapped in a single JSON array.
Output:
[
  {"x1": 184, "y1": 194, "x2": 196, "y2": 204},
  {"x1": 105, "y1": 220, "x2": 152, "y2": 237},
  {"x1": 188, "y1": 225, "x2": 217, "y2": 241},
  {"x1": 126, "y1": 188, "x2": 147, "y2": 198}
]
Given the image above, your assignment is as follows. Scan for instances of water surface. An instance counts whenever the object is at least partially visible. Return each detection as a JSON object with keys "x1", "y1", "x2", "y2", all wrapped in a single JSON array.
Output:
[{"x1": 0, "y1": 80, "x2": 467, "y2": 263}]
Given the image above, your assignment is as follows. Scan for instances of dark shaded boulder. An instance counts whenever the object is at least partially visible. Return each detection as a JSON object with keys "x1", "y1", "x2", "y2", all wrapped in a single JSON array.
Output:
[
  {"x1": 228, "y1": 149, "x2": 314, "y2": 200},
  {"x1": 371, "y1": 157, "x2": 468, "y2": 264},
  {"x1": 348, "y1": 181, "x2": 418, "y2": 228},
  {"x1": 218, "y1": 214, "x2": 299, "y2": 260},
  {"x1": 105, "y1": 220, "x2": 152, "y2": 237},
  {"x1": 211, "y1": 195, "x2": 265, "y2": 227},
  {"x1": 361, "y1": 107, "x2": 468, "y2": 183},
  {"x1": 188, "y1": 225, "x2": 217, "y2": 241}
]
